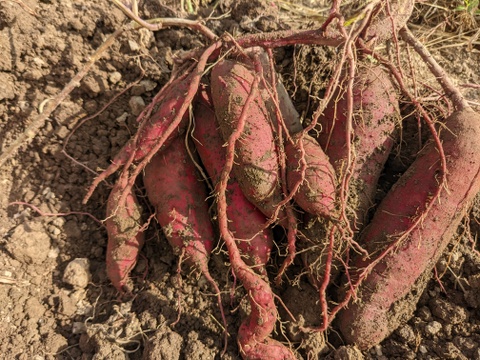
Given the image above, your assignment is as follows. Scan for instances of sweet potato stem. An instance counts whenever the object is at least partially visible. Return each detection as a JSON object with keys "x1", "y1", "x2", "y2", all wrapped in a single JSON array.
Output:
[
  {"x1": 399, "y1": 27, "x2": 470, "y2": 111},
  {"x1": 112, "y1": 0, "x2": 218, "y2": 41}
]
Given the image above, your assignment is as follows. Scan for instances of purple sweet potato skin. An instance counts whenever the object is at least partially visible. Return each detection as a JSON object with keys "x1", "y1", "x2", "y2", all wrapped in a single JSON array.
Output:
[
  {"x1": 143, "y1": 137, "x2": 214, "y2": 267},
  {"x1": 211, "y1": 59, "x2": 283, "y2": 220},
  {"x1": 317, "y1": 64, "x2": 399, "y2": 227},
  {"x1": 337, "y1": 110, "x2": 480, "y2": 349},
  {"x1": 193, "y1": 88, "x2": 273, "y2": 272},
  {"x1": 286, "y1": 133, "x2": 336, "y2": 218},
  {"x1": 105, "y1": 177, "x2": 144, "y2": 294}
]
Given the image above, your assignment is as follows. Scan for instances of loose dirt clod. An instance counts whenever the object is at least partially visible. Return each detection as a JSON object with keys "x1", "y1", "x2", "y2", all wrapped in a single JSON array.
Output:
[
  {"x1": 7, "y1": 223, "x2": 50, "y2": 264},
  {"x1": 62, "y1": 258, "x2": 92, "y2": 289}
]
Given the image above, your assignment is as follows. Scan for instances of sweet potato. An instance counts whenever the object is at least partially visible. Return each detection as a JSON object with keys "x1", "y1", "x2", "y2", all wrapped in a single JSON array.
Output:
[
  {"x1": 236, "y1": 263, "x2": 296, "y2": 359},
  {"x1": 193, "y1": 86, "x2": 273, "y2": 274},
  {"x1": 83, "y1": 76, "x2": 191, "y2": 203},
  {"x1": 143, "y1": 136, "x2": 215, "y2": 271},
  {"x1": 143, "y1": 135, "x2": 229, "y2": 345},
  {"x1": 248, "y1": 46, "x2": 303, "y2": 135},
  {"x1": 317, "y1": 63, "x2": 399, "y2": 228},
  {"x1": 105, "y1": 176, "x2": 145, "y2": 294},
  {"x1": 337, "y1": 109, "x2": 480, "y2": 349},
  {"x1": 286, "y1": 132, "x2": 336, "y2": 218},
  {"x1": 211, "y1": 59, "x2": 284, "y2": 221}
]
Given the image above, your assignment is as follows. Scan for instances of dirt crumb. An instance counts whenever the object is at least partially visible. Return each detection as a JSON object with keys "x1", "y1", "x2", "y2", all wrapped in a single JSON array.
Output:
[
  {"x1": 62, "y1": 258, "x2": 91, "y2": 289},
  {"x1": 143, "y1": 327, "x2": 184, "y2": 360},
  {"x1": 0, "y1": 72, "x2": 15, "y2": 100},
  {"x1": 6, "y1": 222, "x2": 50, "y2": 264},
  {"x1": 24, "y1": 297, "x2": 46, "y2": 322},
  {"x1": 330, "y1": 345, "x2": 364, "y2": 360},
  {"x1": 429, "y1": 297, "x2": 468, "y2": 325}
]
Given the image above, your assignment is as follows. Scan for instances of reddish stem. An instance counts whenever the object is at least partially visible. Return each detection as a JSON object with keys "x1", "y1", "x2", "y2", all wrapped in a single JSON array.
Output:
[
  {"x1": 9, "y1": 201, "x2": 103, "y2": 225},
  {"x1": 216, "y1": 61, "x2": 294, "y2": 359}
]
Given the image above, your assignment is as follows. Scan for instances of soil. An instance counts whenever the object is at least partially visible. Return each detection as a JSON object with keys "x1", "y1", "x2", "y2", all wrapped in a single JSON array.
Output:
[{"x1": 1, "y1": 1, "x2": 480, "y2": 359}]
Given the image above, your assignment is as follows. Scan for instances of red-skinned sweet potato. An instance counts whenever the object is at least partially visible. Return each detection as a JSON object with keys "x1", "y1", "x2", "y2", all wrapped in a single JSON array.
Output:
[
  {"x1": 248, "y1": 46, "x2": 303, "y2": 135},
  {"x1": 337, "y1": 109, "x2": 480, "y2": 349},
  {"x1": 143, "y1": 136, "x2": 215, "y2": 270},
  {"x1": 211, "y1": 59, "x2": 284, "y2": 221},
  {"x1": 83, "y1": 76, "x2": 191, "y2": 204},
  {"x1": 105, "y1": 176, "x2": 145, "y2": 294},
  {"x1": 143, "y1": 135, "x2": 228, "y2": 346},
  {"x1": 286, "y1": 132, "x2": 337, "y2": 218},
  {"x1": 193, "y1": 86, "x2": 273, "y2": 274},
  {"x1": 317, "y1": 63, "x2": 399, "y2": 228}
]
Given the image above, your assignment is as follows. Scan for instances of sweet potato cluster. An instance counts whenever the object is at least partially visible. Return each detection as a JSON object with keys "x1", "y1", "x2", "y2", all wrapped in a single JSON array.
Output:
[{"x1": 83, "y1": 4, "x2": 480, "y2": 358}]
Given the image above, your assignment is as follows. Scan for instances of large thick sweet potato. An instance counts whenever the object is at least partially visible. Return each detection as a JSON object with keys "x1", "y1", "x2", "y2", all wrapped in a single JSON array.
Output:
[
  {"x1": 193, "y1": 87, "x2": 273, "y2": 274},
  {"x1": 211, "y1": 59, "x2": 284, "y2": 221},
  {"x1": 337, "y1": 109, "x2": 480, "y2": 349},
  {"x1": 317, "y1": 63, "x2": 399, "y2": 228}
]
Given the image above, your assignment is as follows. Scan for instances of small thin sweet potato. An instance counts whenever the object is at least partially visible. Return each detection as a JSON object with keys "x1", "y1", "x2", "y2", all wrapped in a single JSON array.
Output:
[
  {"x1": 211, "y1": 59, "x2": 284, "y2": 220},
  {"x1": 286, "y1": 132, "x2": 336, "y2": 218},
  {"x1": 105, "y1": 176, "x2": 145, "y2": 294},
  {"x1": 119, "y1": 76, "x2": 191, "y2": 162},
  {"x1": 317, "y1": 63, "x2": 399, "y2": 227},
  {"x1": 193, "y1": 86, "x2": 273, "y2": 273},
  {"x1": 337, "y1": 109, "x2": 480, "y2": 349},
  {"x1": 83, "y1": 76, "x2": 191, "y2": 204}
]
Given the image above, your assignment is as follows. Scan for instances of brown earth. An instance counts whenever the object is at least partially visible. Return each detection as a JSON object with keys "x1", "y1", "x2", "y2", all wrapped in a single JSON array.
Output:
[{"x1": 1, "y1": 0, "x2": 480, "y2": 359}]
